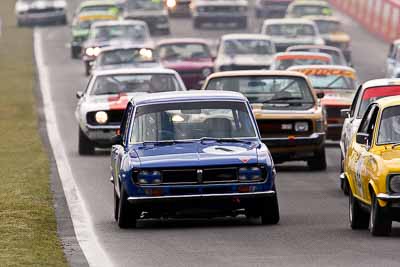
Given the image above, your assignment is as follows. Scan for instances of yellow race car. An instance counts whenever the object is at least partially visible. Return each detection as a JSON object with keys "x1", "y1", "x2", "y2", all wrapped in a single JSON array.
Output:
[{"x1": 344, "y1": 96, "x2": 400, "y2": 236}]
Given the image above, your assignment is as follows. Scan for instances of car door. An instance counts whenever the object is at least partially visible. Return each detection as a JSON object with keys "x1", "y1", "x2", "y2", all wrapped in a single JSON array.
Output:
[
  {"x1": 348, "y1": 104, "x2": 378, "y2": 200},
  {"x1": 111, "y1": 103, "x2": 134, "y2": 193}
]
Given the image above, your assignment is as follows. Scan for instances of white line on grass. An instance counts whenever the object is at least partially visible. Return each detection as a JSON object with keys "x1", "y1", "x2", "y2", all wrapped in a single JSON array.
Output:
[{"x1": 34, "y1": 28, "x2": 114, "y2": 267}]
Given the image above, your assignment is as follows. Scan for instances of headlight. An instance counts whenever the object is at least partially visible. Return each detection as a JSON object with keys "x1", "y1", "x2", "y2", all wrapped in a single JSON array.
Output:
[
  {"x1": 95, "y1": 111, "x2": 108, "y2": 124},
  {"x1": 137, "y1": 170, "x2": 162, "y2": 184},
  {"x1": 295, "y1": 122, "x2": 309, "y2": 132},
  {"x1": 238, "y1": 167, "x2": 263, "y2": 182},
  {"x1": 202, "y1": 68, "x2": 212, "y2": 78},
  {"x1": 86, "y1": 47, "x2": 101, "y2": 57},
  {"x1": 389, "y1": 175, "x2": 400, "y2": 193},
  {"x1": 166, "y1": 0, "x2": 176, "y2": 8}
]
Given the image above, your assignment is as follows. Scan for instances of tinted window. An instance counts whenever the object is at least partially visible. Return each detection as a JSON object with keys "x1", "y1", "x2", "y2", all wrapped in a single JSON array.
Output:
[
  {"x1": 378, "y1": 106, "x2": 400, "y2": 144},
  {"x1": 91, "y1": 25, "x2": 147, "y2": 42},
  {"x1": 222, "y1": 39, "x2": 274, "y2": 55},
  {"x1": 98, "y1": 48, "x2": 155, "y2": 66},
  {"x1": 266, "y1": 24, "x2": 316, "y2": 36},
  {"x1": 358, "y1": 86, "x2": 400, "y2": 118},
  {"x1": 158, "y1": 43, "x2": 211, "y2": 61}
]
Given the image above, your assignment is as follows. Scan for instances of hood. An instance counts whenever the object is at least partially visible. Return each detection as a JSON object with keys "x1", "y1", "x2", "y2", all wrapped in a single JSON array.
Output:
[
  {"x1": 319, "y1": 89, "x2": 354, "y2": 106},
  {"x1": 161, "y1": 58, "x2": 213, "y2": 71},
  {"x1": 379, "y1": 148, "x2": 400, "y2": 167},
  {"x1": 218, "y1": 54, "x2": 273, "y2": 67},
  {"x1": 83, "y1": 92, "x2": 146, "y2": 111},
  {"x1": 132, "y1": 141, "x2": 259, "y2": 168}
]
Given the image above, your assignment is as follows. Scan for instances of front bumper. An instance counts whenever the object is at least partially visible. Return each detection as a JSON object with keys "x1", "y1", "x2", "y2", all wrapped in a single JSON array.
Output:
[
  {"x1": 377, "y1": 193, "x2": 400, "y2": 202},
  {"x1": 83, "y1": 125, "x2": 119, "y2": 146},
  {"x1": 262, "y1": 133, "x2": 325, "y2": 161},
  {"x1": 17, "y1": 10, "x2": 66, "y2": 25},
  {"x1": 128, "y1": 191, "x2": 275, "y2": 205}
]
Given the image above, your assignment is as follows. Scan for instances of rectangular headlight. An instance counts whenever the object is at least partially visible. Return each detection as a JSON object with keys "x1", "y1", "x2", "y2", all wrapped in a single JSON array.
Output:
[{"x1": 295, "y1": 122, "x2": 309, "y2": 132}]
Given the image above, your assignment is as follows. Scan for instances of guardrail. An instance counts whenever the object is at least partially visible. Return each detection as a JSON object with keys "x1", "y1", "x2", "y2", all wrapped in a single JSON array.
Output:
[{"x1": 330, "y1": 0, "x2": 400, "y2": 42}]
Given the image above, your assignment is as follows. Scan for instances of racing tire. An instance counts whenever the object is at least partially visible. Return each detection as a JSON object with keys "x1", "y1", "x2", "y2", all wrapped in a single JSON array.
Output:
[
  {"x1": 78, "y1": 128, "x2": 95, "y2": 155},
  {"x1": 369, "y1": 192, "x2": 392, "y2": 236},
  {"x1": 349, "y1": 188, "x2": 369, "y2": 230},
  {"x1": 84, "y1": 61, "x2": 91, "y2": 76},
  {"x1": 340, "y1": 153, "x2": 349, "y2": 195},
  {"x1": 114, "y1": 188, "x2": 119, "y2": 222},
  {"x1": 307, "y1": 148, "x2": 327, "y2": 171},
  {"x1": 260, "y1": 193, "x2": 280, "y2": 225},
  {"x1": 117, "y1": 187, "x2": 137, "y2": 229}
]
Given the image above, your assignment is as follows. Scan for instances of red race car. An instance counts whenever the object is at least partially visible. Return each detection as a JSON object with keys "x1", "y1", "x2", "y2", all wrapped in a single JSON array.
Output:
[{"x1": 156, "y1": 38, "x2": 214, "y2": 89}]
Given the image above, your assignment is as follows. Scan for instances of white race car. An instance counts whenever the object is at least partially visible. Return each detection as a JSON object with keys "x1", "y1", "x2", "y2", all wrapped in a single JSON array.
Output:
[{"x1": 75, "y1": 68, "x2": 186, "y2": 155}]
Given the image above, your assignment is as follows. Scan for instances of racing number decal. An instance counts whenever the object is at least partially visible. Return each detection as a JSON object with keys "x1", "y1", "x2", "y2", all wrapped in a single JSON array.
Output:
[{"x1": 355, "y1": 155, "x2": 364, "y2": 197}]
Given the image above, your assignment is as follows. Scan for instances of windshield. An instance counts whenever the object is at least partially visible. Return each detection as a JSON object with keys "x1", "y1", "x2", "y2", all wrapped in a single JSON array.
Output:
[
  {"x1": 223, "y1": 39, "x2": 274, "y2": 55},
  {"x1": 205, "y1": 76, "x2": 314, "y2": 104},
  {"x1": 266, "y1": 24, "x2": 316, "y2": 36},
  {"x1": 158, "y1": 43, "x2": 211, "y2": 61},
  {"x1": 273, "y1": 55, "x2": 331, "y2": 70},
  {"x1": 314, "y1": 20, "x2": 341, "y2": 34},
  {"x1": 378, "y1": 106, "x2": 400, "y2": 145},
  {"x1": 289, "y1": 48, "x2": 343, "y2": 65},
  {"x1": 91, "y1": 25, "x2": 147, "y2": 42},
  {"x1": 292, "y1": 5, "x2": 332, "y2": 17},
  {"x1": 358, "y1": 86, "x2": 400, "y2": 118},
  {"x1": 127, "y1": 0, "x2": 164, "y2": 10},
  {"x1": 97, "y1": 48, "x2": 155, "y2": 66},
  {"x1": 296, "y1": 68, "x2": 356, "y2": 90},
  {"x1": 90, "y1": 74, "x2": 181, "y2": 95},
  {"x1": 130, "y1": 101, "x2": 257, "y2": 143}
]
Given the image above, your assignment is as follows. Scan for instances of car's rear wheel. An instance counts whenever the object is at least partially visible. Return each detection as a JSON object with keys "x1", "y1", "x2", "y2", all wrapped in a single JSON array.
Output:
[
  {"x1": 78, "y1": 128, "x2": 95, "y2": 155},
  {"x1": 117, "y1": 187, "x2": 137, "y2": 229},
  {"x1": 349, "y1": 188, "x2": 369, "y2": 229},
  {"x1": 369, "y1": 192, "x2": 392, "y2": 236},
  {"x1": 340, "y1": 153, "x2": 349, "y2": 195},
  {"x1": 260, "y1": 193, "x2": 280, "y2": 225},
  {"x1": 307, "y1": 148, "x2": 327, "y2": 171}
]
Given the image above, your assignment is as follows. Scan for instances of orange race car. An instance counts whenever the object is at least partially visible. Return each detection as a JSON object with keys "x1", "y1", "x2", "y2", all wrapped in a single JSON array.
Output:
[{"x1": 289, "y1": 65, "x2": 358, "y2": 140}]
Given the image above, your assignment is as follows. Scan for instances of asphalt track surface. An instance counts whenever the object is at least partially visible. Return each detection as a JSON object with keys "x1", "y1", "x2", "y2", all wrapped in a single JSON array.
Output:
[{"x1": 36, "y1": 1, "x2": 400, "y2": 266}]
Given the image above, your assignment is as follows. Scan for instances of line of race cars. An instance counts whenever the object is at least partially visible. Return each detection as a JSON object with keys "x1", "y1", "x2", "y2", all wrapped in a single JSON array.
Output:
[{"x1": 16, "y1": 0, "x2": 400, "y2": 235}]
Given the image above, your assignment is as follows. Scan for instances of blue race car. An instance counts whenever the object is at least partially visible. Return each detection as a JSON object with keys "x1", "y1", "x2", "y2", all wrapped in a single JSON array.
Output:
[{"x1": 110, "y1": 90, "x2": 279, "y2": 228}]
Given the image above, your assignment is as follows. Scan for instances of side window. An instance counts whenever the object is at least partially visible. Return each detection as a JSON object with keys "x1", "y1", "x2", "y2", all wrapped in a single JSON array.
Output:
[
  {"x1": 358, "y1": 104, "x2": 375, "y2": 134},
  {"x1": 350, "y1": 85, "x2": 362, "y2": 117},
  {"x1": 358, "y1": 105, "x2": 379, "y2": 145},
  {"x1": 120, "y1": 103, "x2": 134, "y2": 145}
]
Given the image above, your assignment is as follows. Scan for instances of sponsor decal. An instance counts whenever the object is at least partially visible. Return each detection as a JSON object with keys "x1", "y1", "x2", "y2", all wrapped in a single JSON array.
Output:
[{"x1": 296, "y1": 68, "x2": 356, "y2": 79}]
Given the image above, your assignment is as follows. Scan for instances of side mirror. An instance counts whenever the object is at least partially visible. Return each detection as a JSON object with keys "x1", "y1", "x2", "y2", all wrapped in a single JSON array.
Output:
[
  {"x1": 340, "y1": 108, "x2": 350, "y2": 118},
  {"x1": 316, "y1": 91, "x2": 325, "y2": 99},
  {"x1": 356, "y1": 132, "x2": 369, "y2": 145},
  {"x1": 76, "y1": 91, "x2": 84, "y2": 99},
  {"x1": 111, "y1": 135, "x2": 122, "y2": 145}
]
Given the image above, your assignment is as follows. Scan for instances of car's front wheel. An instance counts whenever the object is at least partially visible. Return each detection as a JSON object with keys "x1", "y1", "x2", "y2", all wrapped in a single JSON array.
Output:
[
  {"x1": 349, "y1": 187, "x2": 369, "y2": 229},
  {"x1": 260, "y1": 193, "x2": 280, "y2": 225},
  {"x1": 78, "y1": 128, "x2": 95, "y2": 155},
  {"x1": 117, "y1": 187, "x2": 137, "y2": 229},
  {"x1": 307, "y1": 148, "x2": 327, "y2": 171},
  {"x1": 369, "y1": 192, "x2": 392, "y2": 236}
]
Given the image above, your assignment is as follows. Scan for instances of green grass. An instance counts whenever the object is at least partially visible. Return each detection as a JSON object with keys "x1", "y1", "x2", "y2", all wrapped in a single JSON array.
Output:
[{"x1": 0, "y1": 1, "x2": 68, "y2": 266}]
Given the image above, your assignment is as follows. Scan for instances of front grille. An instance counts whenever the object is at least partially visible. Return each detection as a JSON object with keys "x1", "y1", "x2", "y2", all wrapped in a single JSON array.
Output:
[
  {"x1": 162, "y1": 169, "x2": 198, "y2": 184},
  {"x1": 203, "y1": 168, "x2": 238, "y2": 183},
  {"x1": 27, "y1": 8, "x2": 60, "y2": 14},
  {"x1": 202, "y1": 6, "x2": 240, "y2": 12},
  {"x1": 325, "y1": 106, "x2": 348, "y2": 119},
  {"x1": 86, "y1": 110, "x2": 124, "y2": 126},
  {"x1": 257, "y1": 119, "x2": 313, "y2": 137}
]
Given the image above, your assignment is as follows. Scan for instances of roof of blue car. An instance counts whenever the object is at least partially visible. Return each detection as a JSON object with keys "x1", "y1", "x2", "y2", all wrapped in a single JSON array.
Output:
[{"x1": 132, "y1": 90, "x2": 248, "y2": 106}]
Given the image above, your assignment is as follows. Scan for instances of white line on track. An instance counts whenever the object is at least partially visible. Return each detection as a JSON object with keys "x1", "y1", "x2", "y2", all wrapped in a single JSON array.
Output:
[{"x1": 34, "y1": 28, "x2": 114, "y2": 267}]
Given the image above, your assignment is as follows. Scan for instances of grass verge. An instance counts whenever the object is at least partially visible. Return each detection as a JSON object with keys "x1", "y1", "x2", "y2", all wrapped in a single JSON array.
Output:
[{"x1": 0, "y1": 1, "x2": 68, "y2": 266}]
